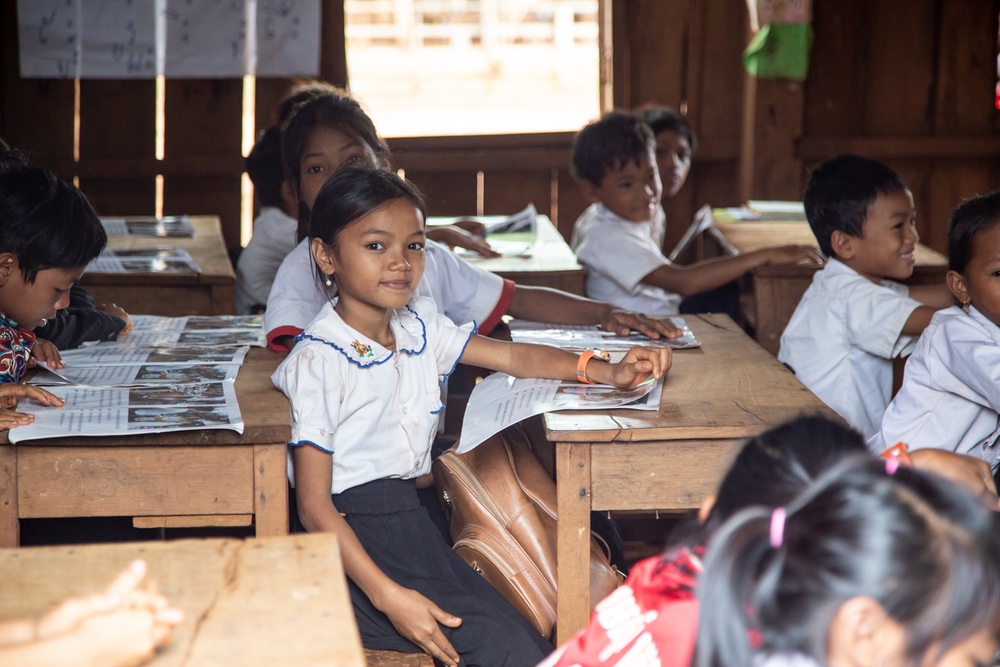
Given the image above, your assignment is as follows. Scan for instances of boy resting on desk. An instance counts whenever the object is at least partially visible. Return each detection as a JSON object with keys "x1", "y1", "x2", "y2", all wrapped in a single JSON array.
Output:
[
  {"x1": 778, "y1": 154, "x2": 953, "y2": 438},
  {"x1": 0, "y1": 166, "x2": 107, "y2": 426},
  {"x1": 570, "y1": 111, "x2": 821, "y2": 317}
]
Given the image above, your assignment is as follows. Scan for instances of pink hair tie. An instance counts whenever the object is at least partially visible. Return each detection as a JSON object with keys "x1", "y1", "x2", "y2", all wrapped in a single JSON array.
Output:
[
  {"x1": 885, "y1": 457, "x2": 900, "y2": 475},
  {"x1": 769, "y1": 507, "x2": 786, "y2": 548}
]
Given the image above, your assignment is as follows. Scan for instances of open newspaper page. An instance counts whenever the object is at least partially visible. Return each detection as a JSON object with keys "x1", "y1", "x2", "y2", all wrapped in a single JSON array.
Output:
[
  {"x1": 87, "y1": 246, "x2": 201, "y2": 273},
  {"x1": 506, "y1": 316, "x2": 700, "y2": 350},
  {"x1": 9, "y1": 380, "x2": 242, "y2": 443},
  {"x1": 12, "y1": 314, "x2": 261, "y2": 441},
  {"x1": 456, "y1": 372, "x2": 663, "y2": 454}
]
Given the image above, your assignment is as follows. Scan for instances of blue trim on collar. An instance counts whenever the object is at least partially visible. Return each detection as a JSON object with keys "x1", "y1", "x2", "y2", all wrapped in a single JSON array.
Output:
[
  {"x1": 288, "y1": 439, "x2": 334, "y2": 454},
  {"x1": 397, "y1": 304, "x2": 428, "y2": 355},
  {"x1": 295, "y1": 332, "x2": 394, "y2": 369},
  {"x1": 430, "y1": 404, "x2": 445, "y2": 414},
  {"x1": 441, "y1": 321, "x2": 478, "y2": 381}
]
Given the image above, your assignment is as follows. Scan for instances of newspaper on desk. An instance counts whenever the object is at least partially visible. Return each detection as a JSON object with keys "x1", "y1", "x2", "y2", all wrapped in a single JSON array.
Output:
[
  {"x1": 433, "y1": 204, "x2": 538, "y2": 259},
  {"x1": 100, "y1": 215, "x2": 195, "y2": 237},
  {"x1": 10, "y1": 315, "x2": 260, "y2": 441},
  {"x1": 507, "y1": 316, "x2": 701, "y2": 350},
  {"x1": 87, "y1": 246, "x2": 201, "y2": 273},
  {"x1": 456, "y1": 372, "x2": 663, "y2": 454}
]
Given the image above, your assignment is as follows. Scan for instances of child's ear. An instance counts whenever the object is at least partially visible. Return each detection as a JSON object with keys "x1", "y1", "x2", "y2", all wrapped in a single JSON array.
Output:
[
  {"x1": 946, "y1": 270, "x2": 970, "y2": 306},
  {"x1": 579, "y1": 179, "x2": 601, "y2": 204},
  {"x1": 0, "y1": 253, "x2": 17, "y2": 287},
  {"x1": 830, "y1": 230, "x2": 858, "y2": 261},
  {"x1": 828, "y1": 596, "x2": 905, "y2": 667},
  {"x1": 311, "y1": 238, "x2": 337, "y2": 276}
]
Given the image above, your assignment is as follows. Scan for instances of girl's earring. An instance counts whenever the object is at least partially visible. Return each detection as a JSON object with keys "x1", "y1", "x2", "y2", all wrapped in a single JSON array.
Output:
[
  {"x1": 962, "y1": 300, "x2": 971, "y2": 314},
  {"x1": 325, "y1": 274, "x2": 333, "y2": 287}
]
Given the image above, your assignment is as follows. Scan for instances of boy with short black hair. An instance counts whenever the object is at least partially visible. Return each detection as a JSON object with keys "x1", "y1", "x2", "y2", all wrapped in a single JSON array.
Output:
[
  {"x1": 570, "y1": 111, "x2": 820, "y2": 317},
  {"x1": 778, "y1": 154, "x2": 952, "y2": 438},
  {"x1": 0, "y1": 165, "x2": 106, "y2": 425}
]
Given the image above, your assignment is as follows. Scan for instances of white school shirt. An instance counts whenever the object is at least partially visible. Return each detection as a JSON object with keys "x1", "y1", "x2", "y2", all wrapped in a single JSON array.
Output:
[
  {"x1": 570, "y1": 203, "x2": 683, "y2": 316},
  {"x1": 264, "y1": 238, "x2": 510, "y2": 350},
  {"x1": 869, "y1": 306, "x2": 1000, "y2": 465},
  {"x1": 272, "y1": 296, "x2": 476, "y2": 494},
  {"x1": 233, "y1": 206, "x2": 297, "y2": 314},
  {"x1": 777, "y1": 258, "x2": 921, "y2": 439}
]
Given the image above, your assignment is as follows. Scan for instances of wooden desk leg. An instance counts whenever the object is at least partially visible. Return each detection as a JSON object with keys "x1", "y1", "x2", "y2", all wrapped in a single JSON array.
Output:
[
  {"x1": 555, "y1": 442, "x2": 592, "y2": 645},
  {"x1": 0, "y1": 445, "x2": 18, "y2": 547},
  {"x1": 253, "y1": 443, "x2": 289, "y2": 537}
]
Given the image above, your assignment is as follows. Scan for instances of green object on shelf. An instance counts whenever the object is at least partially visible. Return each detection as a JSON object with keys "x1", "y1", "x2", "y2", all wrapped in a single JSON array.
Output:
[{"x1": 743, "y1": 23, "x2": 813, "y2": 81}]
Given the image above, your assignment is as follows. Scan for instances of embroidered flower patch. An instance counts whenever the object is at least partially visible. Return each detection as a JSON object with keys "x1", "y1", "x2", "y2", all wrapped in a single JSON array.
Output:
[{"x1": 351, "y1": 340, "x2": 373, "y2": 358}]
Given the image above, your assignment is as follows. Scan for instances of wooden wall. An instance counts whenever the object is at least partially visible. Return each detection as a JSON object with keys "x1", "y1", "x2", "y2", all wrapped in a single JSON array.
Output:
[{"x1": 2, "y1": 1, "x2": 998, "y2": 257}]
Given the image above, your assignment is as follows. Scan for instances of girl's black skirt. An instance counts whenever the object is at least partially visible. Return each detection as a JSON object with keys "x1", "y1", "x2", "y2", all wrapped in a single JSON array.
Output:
[{"x1": 329, "y1": 477, "x2": 553, "y2": 666}]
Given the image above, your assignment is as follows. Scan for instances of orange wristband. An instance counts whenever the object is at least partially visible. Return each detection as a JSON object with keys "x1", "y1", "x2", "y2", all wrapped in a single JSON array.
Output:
[
  {"x1": 878, "y1": 442, "x2": 913, "y2": 466},
  {"x1": 576, "y1": 348, "x2": 610, "y2": 384}
]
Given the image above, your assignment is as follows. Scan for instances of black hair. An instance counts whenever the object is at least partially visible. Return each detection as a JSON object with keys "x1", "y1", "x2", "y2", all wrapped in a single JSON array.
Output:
[
  {"x1": 571, "y1": 110, "x2": 655, "y2": 186},
  {"x1": 309, "y1": 168, "x2": 426, "y2": 295},
  {"x1": 281, "y1": 91, "x2": 391, "y2": 242},
  {"x1": 803, "y1": 154, "x2": 908, "y2": 257},
  {"x1": 245, "y1": 125, "x2": 284, "y2": 209},
  {"x1": 0, "y1": 166, "x2": 107, "y2": 282},
  {"x1": 636, "y1": 106, "x2": 698, "y2": 154},
  {"x1": 947, "y1": 190, "x2": 1000, "y2": 274},
  {"x1": 695, "y1": 457, "x2": 1000, "y2": 667},
  {"x1": 0, "y1": 138, "x2": 29, "y2": 175},
  {"x1": 276, "y1": 80, "x2": 341, "y2": 125}
]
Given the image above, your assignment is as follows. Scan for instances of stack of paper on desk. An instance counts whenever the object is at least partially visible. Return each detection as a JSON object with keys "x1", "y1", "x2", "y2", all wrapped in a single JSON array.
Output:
[
  {"x1": 10, "y1": 315, "x2": 264, "y2": 443},
  {"x1": 507, "y1": 316, "x2": 701, "y2": 350}
]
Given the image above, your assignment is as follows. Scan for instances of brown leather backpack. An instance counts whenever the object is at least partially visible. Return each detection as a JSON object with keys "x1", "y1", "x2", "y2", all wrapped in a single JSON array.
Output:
[{"x1": 432, "y1": 424, "x2": 624, "y2": 641}]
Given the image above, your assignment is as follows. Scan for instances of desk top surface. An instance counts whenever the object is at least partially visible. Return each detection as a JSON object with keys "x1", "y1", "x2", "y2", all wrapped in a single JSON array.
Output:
[
  {"x1": 712, "y1": 219, "x2": 947, "y2": 268},
  {"x1": 4, "y1": 346, "x2": 290, "y2": 447},
  {"x1": 459, "y1": 215, "x2": 583, "y2": 275},
  {"x1": 87, "y1": 216, "x2": 235, "y2": 285},
  {"x1": 0, "y1": 533, "x2": 364, "y2": 667},
  {"x1": 544, "y1": 314, "x2": 836, "y2": 442}
]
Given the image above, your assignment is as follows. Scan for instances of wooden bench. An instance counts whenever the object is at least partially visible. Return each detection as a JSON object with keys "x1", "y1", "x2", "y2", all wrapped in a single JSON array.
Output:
[{"x1": 364, "y1": 649, "x2": 434, "y2": 666}]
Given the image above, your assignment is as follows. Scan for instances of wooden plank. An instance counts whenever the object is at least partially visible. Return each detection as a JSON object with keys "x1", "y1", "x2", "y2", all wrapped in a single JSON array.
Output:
[
  {"x1": 253, "y1": 443, "x2": 290, "y2": 537},
  {"x1": 405, "y1": 170, "x2": 478, "y2": 217},
  {"x1": 556, "y1": 169, "x2": 589, "y2": 240},
  {"x1": 622, "y1": 0, "x2": 693, "y2": 109},
  {"x1": 933, "y1": 0, "x2": 1000, "y2": 135},
  {"x1": 803, "y1": 0, "x2": 869, "y2": 137},
  {"x1": 482, "y1": 169, "x2": 553, "y2": 220},
  {"x1": 798, "y1": 135, "x2": 1000, "y2": 160},
  {"x1": 0, "y1": 445, "x2": 17, "y2": 548},
  {"x1": 133, "y1": 514, "x2": 253, "y2": 529},
  {"x1": 0, "y1": 534, "x2": 365, "y2": 667},
  {"x1": 554, "y1": 442, "x2": 592, "y2": 644},
  {"x1": 17, "y1": 445, "x2": 254, "y2": 518},
  {"x1": 863, "y1": 2, "x2": 936, "y2": 136},
  {"x1": 739, "y1": 77, "x2": 804, "y2": 202},
  {"x1": 590, "y1": 439, "x2": 743, "y2": 511}
]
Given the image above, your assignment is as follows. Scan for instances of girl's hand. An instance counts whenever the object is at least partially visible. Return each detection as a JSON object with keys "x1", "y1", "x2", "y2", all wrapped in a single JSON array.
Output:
[
  {"x1": 0, "y1": 384, "x2": 64, "y2": 426},
  {"x1": 427, "y1": 225, "x2": 501, "y2": 258},
  {"x1": 601, "y1": 309, "x2": 683, "y2": 339},
  {"x1": 606, "y1": 346, "x2": 672, "y2": 388},
  {"x1": 30, "y1": 338, "x2": 63, "y2": 369},
  {"x1": 99, "y1": 303, "x2": 134, "y2": 335},
  {"x1": 378, "y1": 585, "x2": 462, "y2": 666},
  {"x1": 766, "y1": 245, "x2": 825, "y2": 267}
]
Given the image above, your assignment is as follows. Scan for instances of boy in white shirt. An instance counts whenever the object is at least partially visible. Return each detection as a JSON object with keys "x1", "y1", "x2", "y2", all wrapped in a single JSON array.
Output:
[
  {"x1": 778, "y1": 154, "x2": 952, "y2": 438},
  {"x1": 570, "y1": 111, "x2": 820, "y2": 317}
]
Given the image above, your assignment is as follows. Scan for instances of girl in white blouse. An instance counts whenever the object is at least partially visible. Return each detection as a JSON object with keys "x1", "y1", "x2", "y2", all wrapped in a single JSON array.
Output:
[
  {"x1": 272, "y1": 167, "x2": 671, "y2": 667},
  {"x1": 873, "y1": 190, "x2": 1000, "y2": 466}
]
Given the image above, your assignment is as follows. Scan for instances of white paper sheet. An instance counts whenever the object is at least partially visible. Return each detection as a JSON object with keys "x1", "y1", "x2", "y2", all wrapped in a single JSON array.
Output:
[{"x1": 507, "y1": 317, "x2": 701, "y2": 351}]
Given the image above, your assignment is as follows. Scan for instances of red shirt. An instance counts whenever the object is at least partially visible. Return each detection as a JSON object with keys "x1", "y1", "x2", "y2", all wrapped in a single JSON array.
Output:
[{"x1": 540, "y1": 549, "x2": 702, "y2": 667}]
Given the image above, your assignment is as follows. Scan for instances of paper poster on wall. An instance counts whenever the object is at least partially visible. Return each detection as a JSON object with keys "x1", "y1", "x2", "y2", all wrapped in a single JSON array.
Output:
[
  {"x1": 255, "y1": 0, "x2": 320, "y2": 77},
  {"x1": 17, "y1": 0, "x2": 320, "y2": 79}
]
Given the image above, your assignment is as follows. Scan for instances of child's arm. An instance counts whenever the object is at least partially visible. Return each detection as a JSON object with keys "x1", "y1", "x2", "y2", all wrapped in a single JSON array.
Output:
[
  {"x1": 907, "y1": 283, "x2": 954, "y2": 309},
  {"x1": 909, "y1": 449, "x2": 1000, "y2": 510},
  {"x1": 900, "y1": 306, "x2": 940, "y2": 335},
  {"x1": 641, "y1": 246, "x2": 823, "y2": 297},
  {"x1": 460, "y1": 336, "x2": 672, "y2": 386},
  {"x1": 426, "y1": 225, "x2": 501, "y2": 258},
  {"x1": 0, "y1": 384, "x2": 64, "y2": 428},
  {"x1": 508, "y1": 285, "x2": 683, "y2": 339},
  {"x1": 292, "y1": 446, "x2": 462, "y2": 667}
]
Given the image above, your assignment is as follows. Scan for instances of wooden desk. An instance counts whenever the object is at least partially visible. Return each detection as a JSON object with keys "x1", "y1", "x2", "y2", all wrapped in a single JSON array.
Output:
[
  {"x1": 457, "y1": 215, "x2": 586, "y2": 295},
  {"x1": 544, "y1": 314, "x2": 837, "y2": 642},
  {"x1": 706, "y1": 219, "x2": 947, "y2": 356},
  {"x1": 81, "y1": 216, "x2": 236, "y2": 316},
  {"x1": 0, "y1": 533, "x2": 365, "y2": 666},
  {"x1": 0, "y1": 347, "x2": 291, "y2": 547}
]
